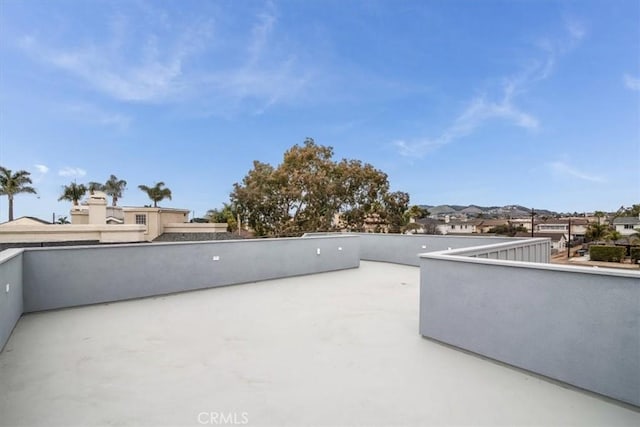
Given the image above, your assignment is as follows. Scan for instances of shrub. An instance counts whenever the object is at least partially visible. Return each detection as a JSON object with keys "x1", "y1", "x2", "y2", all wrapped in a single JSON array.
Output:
[
  {"x1": 631, "y1": 247, "x2": 640, "y2": 263},
  {"x1": 589, "y1": 245, "x2": 626, "y2": 262}
]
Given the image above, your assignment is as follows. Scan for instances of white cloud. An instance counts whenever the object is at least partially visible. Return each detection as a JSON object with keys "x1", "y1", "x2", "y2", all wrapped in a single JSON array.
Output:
[
  {"x1": 547, "y1": 161, "x2": 605, "y2": 183},
  {"x1": 394, "y1": 86, "x2": 540, "y2": 158},
  {"x1": 64, "y1": 103, "x2": 131, "y2": 129},
  {"x1": 623, "y1": 74, "x2": 640, "y2": 91},
  {"x1": 31, "y1": 164, "x2": 50, "y2": 184},
  {"x1": 394, "y1": 22, "x2": 584, "y2": 158},
  {"x1": 199, "y1": 4, "x2": 311, "y2": 115},
  {"x1": 17, "y1": 10, "x2": 213, "y2": 103},
  {"x1": 565, "y1": 18, "x2": 587, "y2": 44},
  {"x1": 58, "y1": 167, "x2": 87, "y2": 178},
  {"x1": 15, "y1": 3, "x2": 310, "y2": 115}
]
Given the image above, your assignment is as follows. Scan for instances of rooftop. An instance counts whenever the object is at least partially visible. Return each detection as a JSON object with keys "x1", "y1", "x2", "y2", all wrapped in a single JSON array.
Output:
[
  {"x1": 1, "y1": 261, "x2": 638, "y2": 426},
  {"x1": 613, "y1": 216, "x2": 640, "y2": 225}
]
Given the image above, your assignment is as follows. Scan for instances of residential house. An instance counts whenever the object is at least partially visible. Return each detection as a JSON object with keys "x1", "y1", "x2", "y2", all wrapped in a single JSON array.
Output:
[
  {"x1": 440, "y1": 218, "x2": 481, "y2": 235},
  {"x1": 412, "y1": 218, "x2": 442, "y2": 234},
  {"x1": 0, "y1": 216, "x2": 51, "y2": 227},
  {"x1": 509, "y1": 218, "x2": 533, "y2": 231},
  {"x1": 515, "y1": 232, "x2": 567, "y2": 252},
  {"x1": 612, "y1": 216, "x2": 640, "y2": 236},
  {"x1": 0, "y1": 192, "x2": 226, "y2": 245},
  {"x1": 70, "y1": 192, "x2": 225, "y2": 241},
  {"x1": 535, "y1": 218, "x2": 588, "y2": 240}
]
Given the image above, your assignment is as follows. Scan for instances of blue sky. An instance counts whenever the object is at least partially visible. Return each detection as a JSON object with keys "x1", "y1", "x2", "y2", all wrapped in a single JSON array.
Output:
[{"x1": 0, "y1": 0, "x2": 638, "y2": 222}]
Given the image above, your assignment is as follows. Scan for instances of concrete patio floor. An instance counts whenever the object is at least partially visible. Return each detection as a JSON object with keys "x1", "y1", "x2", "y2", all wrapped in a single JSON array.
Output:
[{"x1": 1, "y1": 261, "x2": 638, "y2": 426}]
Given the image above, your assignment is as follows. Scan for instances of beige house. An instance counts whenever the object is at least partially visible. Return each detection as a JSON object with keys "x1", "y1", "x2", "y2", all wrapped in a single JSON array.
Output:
[
  {"x1": 70, "y1": 192, "x2": 226, "y2": 241},
  {"x1": 0, "y1": 192, "x2": 226, "y2": 244},
  {"x1": 438, "y1": 217, "x2": 482, "y2": 235},
  {"x1": 0, "y1": 216, "x2": 51, "y2": 227}
]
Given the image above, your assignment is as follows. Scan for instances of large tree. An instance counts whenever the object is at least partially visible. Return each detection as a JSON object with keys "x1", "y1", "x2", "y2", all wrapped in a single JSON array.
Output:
[
  {"x1": 138, "y1": 182, "x2": 172, "y2": 207},
  {"x1": 382, "y1": 191, "x2": 411, "y2": 233},
  {"x1": 0, "y1": 166, "x2": 37, "y2": 221},
  {"x1": 58, "y1": 182, "x2": 87, "y2": 206},
  {"x1": 231, "y1": 138, "x2": 409, "y2": 236},
  {"x1": 104, "y1": 175, "x2": 127, "y2": 206}
]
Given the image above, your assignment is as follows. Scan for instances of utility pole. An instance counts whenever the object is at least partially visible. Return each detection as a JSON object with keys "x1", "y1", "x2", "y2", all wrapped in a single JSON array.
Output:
[
  {"x1": 530, "y1": 208, "x2": 536, "y2": 238},
  {"x1": 567, "y1": 218, "x2": 572, "y2": 258}
]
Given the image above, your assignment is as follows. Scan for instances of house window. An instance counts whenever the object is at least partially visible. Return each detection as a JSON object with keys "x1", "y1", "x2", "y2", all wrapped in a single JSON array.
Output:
[
  {"x1": 135, "y1": 214, "x2": 147, "y2": 225},
  {"x1": 624, "y1": 224, "x2": 635, "y2": 229}
]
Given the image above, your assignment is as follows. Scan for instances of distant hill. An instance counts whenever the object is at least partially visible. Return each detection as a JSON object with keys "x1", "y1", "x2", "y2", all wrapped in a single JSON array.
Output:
[{"x1": 419, "y1": 204, "x2": 559, "y2": 218}]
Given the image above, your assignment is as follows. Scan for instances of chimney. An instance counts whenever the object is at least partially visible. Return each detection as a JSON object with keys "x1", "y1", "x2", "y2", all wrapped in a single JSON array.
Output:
[{"x1": 88, "y1": 191, "x2": 107, "y2": 225}]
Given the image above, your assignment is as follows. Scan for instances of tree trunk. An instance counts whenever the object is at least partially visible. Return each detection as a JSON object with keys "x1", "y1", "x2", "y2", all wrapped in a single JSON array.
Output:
[{"x1": 8, "y1": 195, "x2": 14, "y2": 221}]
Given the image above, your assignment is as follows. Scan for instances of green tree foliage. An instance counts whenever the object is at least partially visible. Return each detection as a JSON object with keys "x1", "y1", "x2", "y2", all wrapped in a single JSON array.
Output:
[
  {"x1": 0, "y1": 166, "x2": 37, "y2": 221},
  {"x1": 585, "y1": 223, "x2": 611, "y2": 242},
  {"x1": 138, "y1": 182, "x2": 172, "y2": 207},
  {"x1": 56, "y1": 216, "x2": 70, "y2": 224},
  {"x1": 58, "y1": 182, "x2": 87, "y2": 206},
  {"x1": 618, "y1": 204, "x2": 640, "y2": 217},
  {"x1": 231, "y1": 138, "x2": 409, "y2": 236},
  {"x1": 402, "y1": 205, "x2": 431, "y2": 234},
  {"x1": 383, "y1": 191, "x2": 411, "y2": 233},
  {"x1": 489, "y1": 223, "x2": 528, "y2": 237},
  {"x1": 104, "y1": 175, "x2": 127, "y2": 206},
  {"x1": 406, "y1": 205, "x2": 429, "y2": 221},
  {"x1": 87, "y1": 181, "x2": 104, "y2": 195},
  {"x1": 206, "y1": 203, "x2": 238, "y2": 232},
  {"x1": 607, "y1": 230, "x2": 622, "y2": 243}
]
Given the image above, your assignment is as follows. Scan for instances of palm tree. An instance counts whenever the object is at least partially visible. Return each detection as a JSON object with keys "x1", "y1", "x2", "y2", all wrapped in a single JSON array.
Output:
[
  {"x1": 0, "y1": 166, "x2": 37, "y2": 221},
  {"x1": 607, "y1": 230, "x2": 622, "y2": 244},
  {"x1": 138, "y1": 182, "x2": 172, "y2": 207},
  {"x1": 104, "y1": 175, "x2": 127, "y2": 206},
  {"x1": 585, "y1": 223, "x2": 610, "y2": 242},
  {"x1": 87, "y1": 181, "x2": 104, "y2": 195},
  {"x1": 58, "y1": 182, "x2": 87, "y2": 207},
  {"x1": 56, "y1": 216, "x2": 70, "y2": 224}
]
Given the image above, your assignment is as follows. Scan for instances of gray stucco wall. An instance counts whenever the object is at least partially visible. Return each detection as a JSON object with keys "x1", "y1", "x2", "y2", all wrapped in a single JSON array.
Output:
[
  {"x1": 419, "y1": 255, "x2": 640, "y2": 406},
  {"x1": 354, "y1": 233, "x2": 516, "y2": 266},
  {"x1": 450, "y1": 238, "x2": 551, "y2": 263},
  {"x1": 0, "y1": 249, "x2": 23, "y2": 352},
  {"x1": 22, "y1": 235, "x2": 359, "y2": 312}
]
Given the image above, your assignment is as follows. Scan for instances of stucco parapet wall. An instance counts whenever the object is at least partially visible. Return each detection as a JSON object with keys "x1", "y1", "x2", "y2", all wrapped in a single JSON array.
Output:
[
  {"x1": 0, "y1": 247, "x2": 23, "y2": 263},
  {"x1": 162, "y1": 223, "x2": 228, "y2": 233},
  {"x1": 0, "y1": 224, "x2": 146, "y2": 243},
  {"x1": 421, "y1": 239, "x2": 640, "y2": 279},
  {"x1": 19, "y1": 234, "x2": 360, "y2": 312}
]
